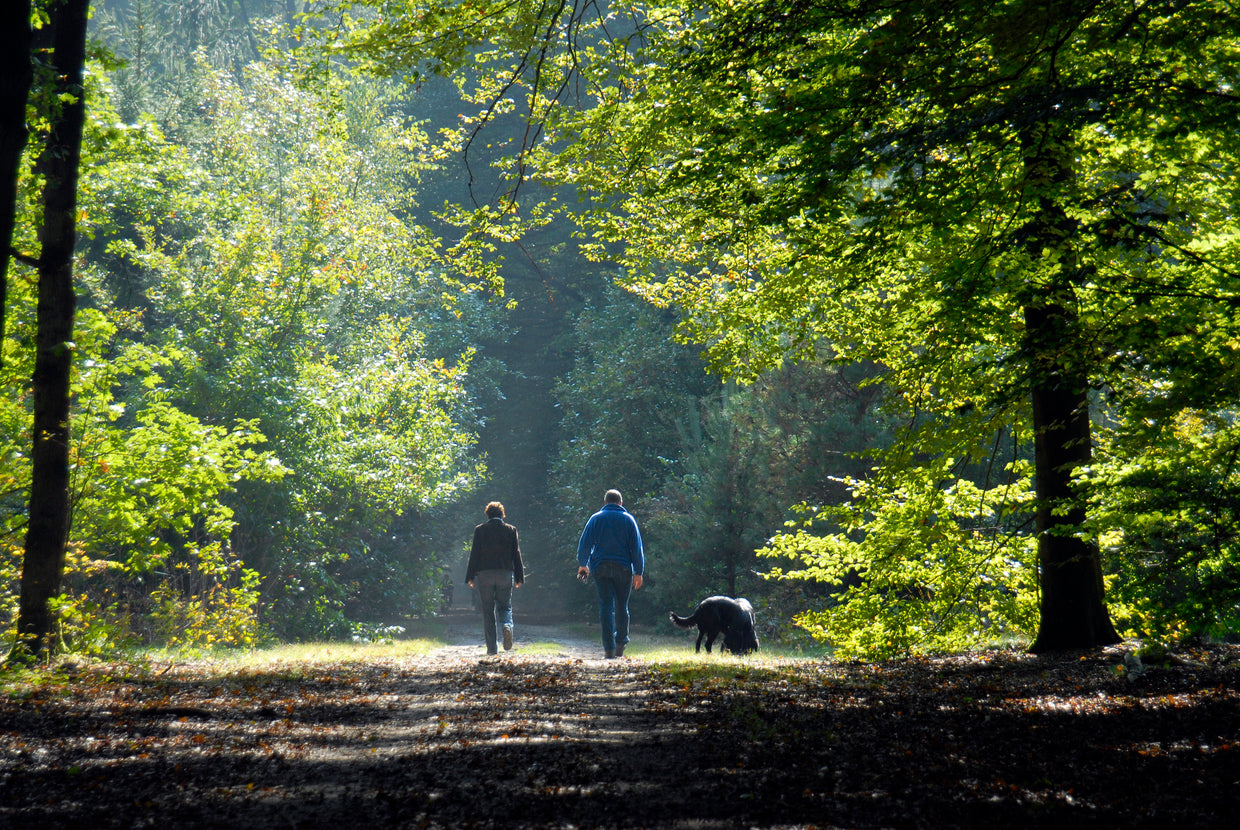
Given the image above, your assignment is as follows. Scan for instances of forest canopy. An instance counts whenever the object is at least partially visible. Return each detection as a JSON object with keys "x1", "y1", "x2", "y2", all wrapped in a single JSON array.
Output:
[{"x1": 2, "y1": 0, "x2": 1239, "y2": 659}]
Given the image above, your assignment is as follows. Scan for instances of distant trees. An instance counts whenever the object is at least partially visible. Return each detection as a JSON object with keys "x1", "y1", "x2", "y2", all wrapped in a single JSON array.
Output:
[
  {"x1": 547, "y1": 287, "x2": 892, "y2": 630},
  {"x1": 545, "y1": 288, "x2": 715, "y2": 614}
]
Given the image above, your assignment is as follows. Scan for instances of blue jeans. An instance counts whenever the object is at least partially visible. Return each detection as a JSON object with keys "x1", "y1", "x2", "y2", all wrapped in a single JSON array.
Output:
[
  {"x1": 473, "y1": 569, "x2": 514, "y2": 654},
  {"x1": 593, "y1": 562, "x2": 633, "y2": 654}
]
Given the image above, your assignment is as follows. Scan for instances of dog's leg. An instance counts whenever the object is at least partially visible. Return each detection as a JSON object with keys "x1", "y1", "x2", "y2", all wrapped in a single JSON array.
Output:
[
  {"x1": 705, "y1": 631, "x2": 717, "y2": 653},
  {"x1": 695, "y1": 630, "x2": 704, "y2": 652}
]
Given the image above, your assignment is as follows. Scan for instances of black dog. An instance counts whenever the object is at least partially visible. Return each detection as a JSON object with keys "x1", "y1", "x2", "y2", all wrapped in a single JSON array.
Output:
[{"x1": 669, "y1": 596, "x2": 759, "y2": 654}]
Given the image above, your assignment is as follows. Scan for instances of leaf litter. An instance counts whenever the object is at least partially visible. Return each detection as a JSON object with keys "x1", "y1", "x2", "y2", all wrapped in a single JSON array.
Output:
[{"x1": 1, "y1": 632, "x2": 1237, "y2": 829}]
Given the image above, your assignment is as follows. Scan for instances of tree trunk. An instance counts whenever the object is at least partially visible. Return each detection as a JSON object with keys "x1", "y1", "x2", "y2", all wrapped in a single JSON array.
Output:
[
  {"x1": 12, "y1": 0, "x2": 90, "y2": 660},
  {"x1": 1024, "y1": 301, "x2": 1121, "y2": 652},
  {"x1": 0, "y1": 0, "x2": 33, "y2": 362},
  {"x1": 1019, "y1": 122, "x2": 1121, "y2": 653}
]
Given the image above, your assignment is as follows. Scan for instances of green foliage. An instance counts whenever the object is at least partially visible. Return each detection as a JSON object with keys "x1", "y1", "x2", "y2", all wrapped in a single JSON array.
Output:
[
  {"x1": 546, "y1": 287, "x2": 712, "y2": 616},
  {"x1": 70, "y1": 390, "x2": 275, "y2": 651},
  {"x1": 550, "y1": 287, "x2": 713, "y2": 506},
  {"x1": 1, "y1": 259, "x2": 283, "y2": 650},
  {"x1": 547, "y1": 285, "x2": 894, "y2": 635},
  {"x1": 0, "y1": 544, "x2": 20, "y2": 651},
  {"x1": 3, "y1": 17, "x2": 496, "y2": 650},
  {"x1": 1088, "y1": 409, "x2": 1240, "y2": 643},
  {"x1": 647, "y1": 387, "x2": 781, "y2": 604},
  {"x1": 149, "y1": 560, "x2": 263, "y2": 650},
  {"x1": 80, "y1": 56, "x2": 488, "y2": 639},
  {"x1": 68, "y1": 309, "x2": 283, "y2": 565},
  {"x1": 764, "y1": 453, "x2": 1039, "y2": 659},
  {"x1": 649, "y1": 359, "x2": 893, "y2": 622}
]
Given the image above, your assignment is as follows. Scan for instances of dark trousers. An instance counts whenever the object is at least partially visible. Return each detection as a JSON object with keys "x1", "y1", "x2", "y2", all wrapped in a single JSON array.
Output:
[
  {"x1": 593, "y1": 561, "x2": 632, "y2": 654},
  {"x1": 473, "y1": 569, "x2": 514, "y2": 654}
]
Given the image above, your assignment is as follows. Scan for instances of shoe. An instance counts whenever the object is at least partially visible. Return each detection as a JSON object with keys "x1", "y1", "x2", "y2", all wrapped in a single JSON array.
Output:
[
  {"x1": 615, "y1": 644, "x2": 625, "y2": 657},
  {"x1": 503, "y1": 627, "x2": 513, "y2": 651},
  {"x1": 604, "y1": 650, "x2": 616, "y2": 659}
]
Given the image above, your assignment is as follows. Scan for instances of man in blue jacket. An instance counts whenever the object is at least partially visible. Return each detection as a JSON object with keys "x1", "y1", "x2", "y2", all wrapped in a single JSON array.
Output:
[{"x1": 576, "y1": 489, "x2": 645, "y2": 658}]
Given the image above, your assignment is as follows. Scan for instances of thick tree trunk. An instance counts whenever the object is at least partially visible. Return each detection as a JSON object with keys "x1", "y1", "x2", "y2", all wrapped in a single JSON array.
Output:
[
  {"x1": 12, "y1": 0, "x2": 90, "y2": 660},
  {"x1": 0, "y1": 1, "x2": 33, "y2": 361},
  {"x1": 1019, "y1": 122, "x2": 1121, "y2": 653},
  {"x1": 1024, "y1": 302, "x2": 1121, "y2": 653}
]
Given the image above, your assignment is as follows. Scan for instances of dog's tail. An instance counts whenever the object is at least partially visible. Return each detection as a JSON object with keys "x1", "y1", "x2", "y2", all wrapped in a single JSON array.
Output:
[{"x1": 668, "y1": 610, "x2": 697, "y2": 629}]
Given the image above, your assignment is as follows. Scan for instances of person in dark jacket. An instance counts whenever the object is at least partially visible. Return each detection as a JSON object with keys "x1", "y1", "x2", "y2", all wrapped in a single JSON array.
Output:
[
  {"x1": 576, "y1": 489, "x2": 644, "y2": 658},
  {"x1": 466, "y1": 501, "x2": 525, "y2": 655}
]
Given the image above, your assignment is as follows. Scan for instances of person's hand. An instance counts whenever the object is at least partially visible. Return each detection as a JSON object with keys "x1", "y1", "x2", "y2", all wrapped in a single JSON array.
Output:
[
  {"x1": 633, "y1": 574, "x2": 644, "y2": 590},
  {"x1": 576, "y1": 566, "x2": 589, "y2": 582},
  {"x1": 467, "y1": 580, "x2": 474, "y2": 589},
  {"x1": 515, "y1": 581, "x2": 523, "y2": 589}
]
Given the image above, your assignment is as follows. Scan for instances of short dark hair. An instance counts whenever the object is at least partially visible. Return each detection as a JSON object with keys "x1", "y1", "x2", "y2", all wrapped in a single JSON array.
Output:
[
  {"x1": 604, "y1": 489, "x2": 622, "y2": 505},
  {"x1": 485, "y1": 501, "x2": 505, "y2": 518}
]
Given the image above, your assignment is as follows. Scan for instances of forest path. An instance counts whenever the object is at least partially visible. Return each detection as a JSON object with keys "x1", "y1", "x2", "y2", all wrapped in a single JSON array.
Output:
[
  {"x1": 320, "y1": 608, "x2": 705, "y2": 828},
  {"x1": 4, "y1": 626, "x2": 1238, "y2": 828},
  {"x1": 3, "y1": 608, "x2": 709, "y2": 829},
  {"x1": 429, "y1": 604, "x2": 604, "y2": 661}
]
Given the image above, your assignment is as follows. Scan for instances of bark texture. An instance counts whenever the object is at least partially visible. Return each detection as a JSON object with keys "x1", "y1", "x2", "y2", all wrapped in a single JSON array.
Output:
[{"x1": 14, "y1": 0, "x2": 90, "y2": 659}]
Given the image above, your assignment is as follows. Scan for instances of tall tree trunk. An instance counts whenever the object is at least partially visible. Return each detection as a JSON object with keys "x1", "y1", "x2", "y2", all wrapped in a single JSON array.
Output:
[
  {"x1": 12, "y1": 0, "x2": 90, "y2": 660},
  {"x1": 0, "y1": 1, "x2": 33, "y2": 363},
  {"x1": 1024, "y1": 301, "x2": 1120, "y2": 652},
  {"x1": 1020, "y1": 122, "x2": 1121, "y2": 653}
]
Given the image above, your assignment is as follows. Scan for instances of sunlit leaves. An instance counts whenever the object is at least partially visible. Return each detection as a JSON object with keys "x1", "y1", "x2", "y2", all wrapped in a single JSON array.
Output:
[
  {"x1": 112, "y1": 58, "x2": 487, "y2": 508},
  {"x1": 763, "y1": 455, "x2": 1039, "y2": 659},
  {"x1": 114, "y1": 58, "x2": 489, "y2": 635},
  {"x1": 1, "y1": 39, "x2": 493, "y2": 646},
  {"x1": 295, "y1": 320, "x2": 482, "y2": 513}
]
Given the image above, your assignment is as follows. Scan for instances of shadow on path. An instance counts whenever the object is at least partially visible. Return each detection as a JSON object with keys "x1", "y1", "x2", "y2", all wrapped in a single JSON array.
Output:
[{"x1": 4, "y1": 633, "x2": 1239, "y2": 829}]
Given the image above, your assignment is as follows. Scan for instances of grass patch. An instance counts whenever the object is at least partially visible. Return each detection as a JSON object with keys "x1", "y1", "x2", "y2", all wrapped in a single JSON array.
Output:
[
  {"x1": 516, "y1": 641, "x2": 573, "y2": 656},
  {"x1": 208, "y1": 638, "x2": 445, "y2": 669},
  {"x1": 2, "y1": 619, "x2": 822, "y2": 695}
]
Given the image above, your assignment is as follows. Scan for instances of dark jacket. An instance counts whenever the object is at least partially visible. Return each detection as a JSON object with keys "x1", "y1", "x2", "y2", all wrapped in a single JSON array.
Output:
[{"x1": 466, "y1": 517, "x2": 524, "y2": 584}]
